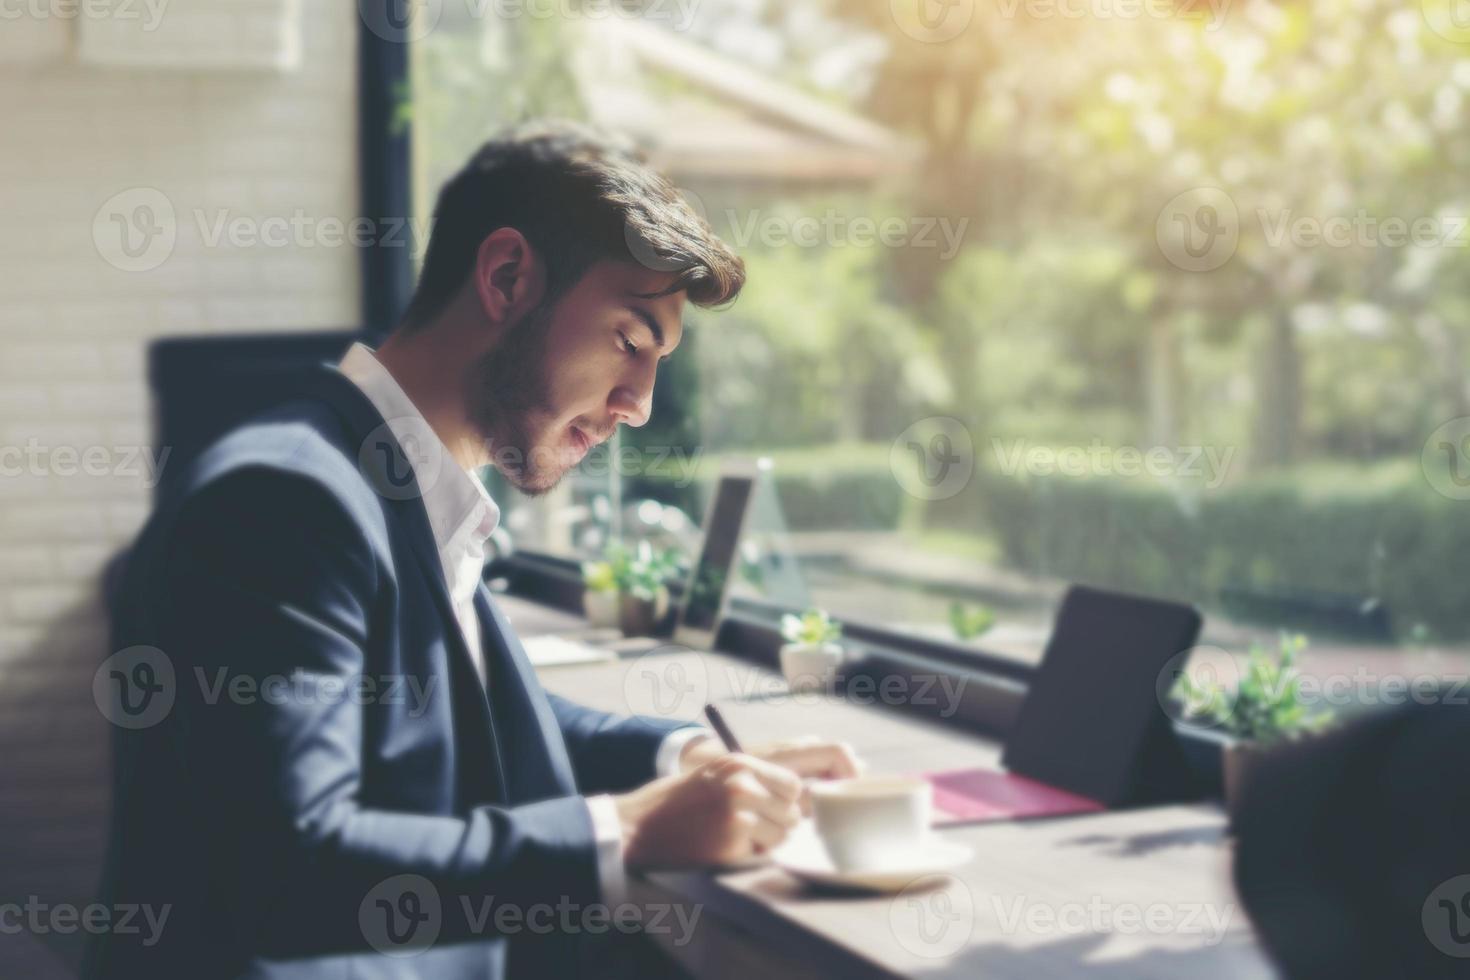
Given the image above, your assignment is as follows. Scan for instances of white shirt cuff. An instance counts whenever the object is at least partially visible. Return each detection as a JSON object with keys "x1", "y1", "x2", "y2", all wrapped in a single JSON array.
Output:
[
  {"x1": 655, "y1": 726, "x2": 715, "y2": 777},
  {"x1": 587, "y1": 728, "x2": 716, "y2": 904},
  {"x1": 585, "y1": 794, "x2": 627, "y2": 905}
]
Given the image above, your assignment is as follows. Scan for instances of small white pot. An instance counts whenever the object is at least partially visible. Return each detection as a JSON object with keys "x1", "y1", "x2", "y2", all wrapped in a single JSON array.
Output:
[
  {"x1": 582, "y1": 589, "x2": 620, "y2": 629},
  {"x1": 780, "y1": 642, "x2": 844, "y2": 694}
]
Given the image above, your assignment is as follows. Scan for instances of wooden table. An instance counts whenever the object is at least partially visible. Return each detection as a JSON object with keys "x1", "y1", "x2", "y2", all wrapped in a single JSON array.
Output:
[{"x1": 502, "y1": 595, "x2": 1277, "y2": 979}]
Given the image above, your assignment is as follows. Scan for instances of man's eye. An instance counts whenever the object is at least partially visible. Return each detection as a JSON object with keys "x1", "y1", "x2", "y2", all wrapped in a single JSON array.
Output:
[{"x1": 619, "y1": 332, "x2": 639, "y2": 355}]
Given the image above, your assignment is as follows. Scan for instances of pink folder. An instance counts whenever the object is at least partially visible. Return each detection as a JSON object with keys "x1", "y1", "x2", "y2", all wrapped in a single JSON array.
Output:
[{"x1": 921, "y1": 767, "x2": 1106, "y2": 825}]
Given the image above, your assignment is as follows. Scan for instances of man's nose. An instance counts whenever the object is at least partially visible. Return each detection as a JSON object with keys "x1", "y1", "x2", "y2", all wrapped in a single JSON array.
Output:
[{"x1": 608, "y1": 383, "x2": 652, "y2": 428}]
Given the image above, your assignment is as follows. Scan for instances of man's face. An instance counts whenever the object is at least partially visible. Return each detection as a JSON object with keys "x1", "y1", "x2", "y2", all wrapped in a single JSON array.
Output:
[{"x1": 469, "y1": 260, "x2": 686, "y2": 494}]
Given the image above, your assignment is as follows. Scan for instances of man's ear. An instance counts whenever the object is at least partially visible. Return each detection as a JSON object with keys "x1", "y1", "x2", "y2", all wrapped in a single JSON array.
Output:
[{"x1": 473, "y1": 227, "x2": 546, "y2": 327}]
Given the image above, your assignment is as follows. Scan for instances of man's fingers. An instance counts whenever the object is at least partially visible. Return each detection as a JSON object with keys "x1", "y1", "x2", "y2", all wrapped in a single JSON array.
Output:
[
  {"x1": 734, "y1": 808, "x2": 796, "y2": 854},
  {"x1": 802, "y1": 742, "x2": 862, "y2": 779},
  {"x1": 728, "y1": 770, "x2": 802, "y2": 828},
  {"x1": 760, "y1": 740, "x2": 866, "y2": 779},
  {"x1": 737, "y1": 754, "x2": 804, "y2": 803}
]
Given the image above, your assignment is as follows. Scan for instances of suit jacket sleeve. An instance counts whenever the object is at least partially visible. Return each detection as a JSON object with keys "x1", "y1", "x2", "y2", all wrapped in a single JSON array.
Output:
[
  {"x1": 151, "y1": 466, "x2": 601, "y2": 956},
  {"x1": 544, "y1": 692, "x2": 702, "y2": 795}
]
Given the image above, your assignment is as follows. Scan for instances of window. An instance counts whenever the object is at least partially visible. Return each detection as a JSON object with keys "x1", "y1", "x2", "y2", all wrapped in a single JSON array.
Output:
[{"x1": 410, "y1": 3, "x2": 1470, "y2": 707}]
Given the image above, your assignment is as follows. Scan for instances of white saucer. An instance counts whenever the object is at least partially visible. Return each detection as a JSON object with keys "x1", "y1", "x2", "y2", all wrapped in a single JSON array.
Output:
[{"x1": 770, "y1": 822, "x2": 974, "y2": 893}]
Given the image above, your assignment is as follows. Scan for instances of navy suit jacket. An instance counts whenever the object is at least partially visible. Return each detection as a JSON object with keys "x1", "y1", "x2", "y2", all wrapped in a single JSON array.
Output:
[{"x1": 89, "y1": 366, "x2": 692, "y2": 979}]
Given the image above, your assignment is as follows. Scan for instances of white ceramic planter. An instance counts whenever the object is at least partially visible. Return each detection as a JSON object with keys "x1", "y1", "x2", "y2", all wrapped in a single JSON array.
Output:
[
  {"x1": 780, "y1": 642, "x2": 844, "y2": 693},
  {"x1": 582, "y1": 589, "x2": 620, "y2": 629}
]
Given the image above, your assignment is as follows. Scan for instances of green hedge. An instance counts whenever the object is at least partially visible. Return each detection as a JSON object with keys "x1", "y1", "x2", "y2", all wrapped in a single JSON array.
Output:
[
  {"x1": 963, "y1": 458, "x2": 1469, "y2": 641},
  {"x1": 623, "y1": 444, "x2": 919, "y2": 532},
  {"x1": 620, "y1": 443, "x2": 1469, "y2": 641}
]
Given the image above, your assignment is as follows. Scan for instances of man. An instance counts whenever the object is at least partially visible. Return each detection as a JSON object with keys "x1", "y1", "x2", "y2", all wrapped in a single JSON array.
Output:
[{"x1": 91, "y1": 122, "x2": 859, "y2": 979}]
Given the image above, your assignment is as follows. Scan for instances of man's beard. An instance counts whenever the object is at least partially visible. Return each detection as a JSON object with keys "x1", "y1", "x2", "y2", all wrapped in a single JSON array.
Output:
[{"x1": 467, "y1": 303, "x2": 568, "y2": 496}]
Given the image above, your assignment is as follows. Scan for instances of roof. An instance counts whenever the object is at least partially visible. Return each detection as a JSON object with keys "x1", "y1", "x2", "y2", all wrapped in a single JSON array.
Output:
[{"x1": 567, "y1": 20, "x2": 920, "y2": 184}]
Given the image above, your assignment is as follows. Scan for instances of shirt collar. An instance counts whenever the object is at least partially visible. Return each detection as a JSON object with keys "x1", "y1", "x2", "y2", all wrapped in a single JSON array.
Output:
[{"x1": 337, "y1": 342, "x2": 500, "y2": 597}]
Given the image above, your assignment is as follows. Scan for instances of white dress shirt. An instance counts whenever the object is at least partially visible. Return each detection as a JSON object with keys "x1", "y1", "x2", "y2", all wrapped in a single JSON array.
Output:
[{"x1": 338, "y1": 343, "x2": 707, "y2": 901}]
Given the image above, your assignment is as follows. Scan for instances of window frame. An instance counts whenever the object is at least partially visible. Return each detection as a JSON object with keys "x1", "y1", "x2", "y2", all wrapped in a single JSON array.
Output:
[{"x1": 487, "y1": 549, "x2": 1230, "y2": 800}]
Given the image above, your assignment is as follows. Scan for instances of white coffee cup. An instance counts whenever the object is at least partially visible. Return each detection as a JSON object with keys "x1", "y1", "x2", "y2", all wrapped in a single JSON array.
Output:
[{"x1": 809, "y1": 775, "x2": 932, "y2": 872}]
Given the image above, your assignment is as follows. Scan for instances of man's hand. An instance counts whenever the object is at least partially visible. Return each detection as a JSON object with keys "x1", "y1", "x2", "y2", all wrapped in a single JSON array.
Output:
[
  {"x1": 612, "y1": 754, "x2": 803, "y2": 870},
  {"x1": 679, "y1": 734, "x2": 864, "y2": 781}
]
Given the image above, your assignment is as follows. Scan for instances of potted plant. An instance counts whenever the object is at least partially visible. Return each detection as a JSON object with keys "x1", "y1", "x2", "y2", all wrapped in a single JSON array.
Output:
[
  {"x1": 779, "y1": 608, "x2": 845, "y2": 693},
  {"x1": 949, "y1": 601, "x2": 996, "y2": 642},
  {"x1": 1172, "y1": 632, "x2": 1335, "y2": 821},
  {"x1": 579, "y1": 554, "x2": 621, "y2": 629},
  {"x1": 580, "y1": 541, "x2": 679, "y2": 635},
  {"x1": 614, "y1": 541, "x2": 679, "y2": 638}
]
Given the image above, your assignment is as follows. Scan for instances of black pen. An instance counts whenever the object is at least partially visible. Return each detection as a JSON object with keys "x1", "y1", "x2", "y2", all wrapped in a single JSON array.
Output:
[{"x1": 702, "y1": 703, "x2": 743, "y2": 753}]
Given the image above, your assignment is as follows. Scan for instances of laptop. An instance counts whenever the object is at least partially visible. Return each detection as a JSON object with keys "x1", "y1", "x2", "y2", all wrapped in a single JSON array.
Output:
[
  {"x1": 521, "y1": 461, "x2": 761, "y2": 666},
  {"x1": 922, "y1": 585, "x2": 1202, "y2": 824}
]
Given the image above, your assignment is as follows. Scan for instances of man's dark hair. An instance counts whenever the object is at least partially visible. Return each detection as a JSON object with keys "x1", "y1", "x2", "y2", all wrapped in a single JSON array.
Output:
[{"x1": 400, "y1": 120, "x2": 744, "y2": 329}]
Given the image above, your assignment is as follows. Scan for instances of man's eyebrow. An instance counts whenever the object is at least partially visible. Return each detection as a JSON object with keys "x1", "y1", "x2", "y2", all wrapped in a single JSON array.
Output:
[{"x1": 627, "y1": 306, "x2": 679, "y2": 359}]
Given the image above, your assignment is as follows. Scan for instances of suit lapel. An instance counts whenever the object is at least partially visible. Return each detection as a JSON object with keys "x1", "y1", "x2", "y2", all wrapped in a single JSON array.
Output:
[
  {"x1": 475, "y1": 584, "x2": 579, "y2": 799},
  {"x1": 307, "y1": 365, "x2": 508, "y2": 802}
]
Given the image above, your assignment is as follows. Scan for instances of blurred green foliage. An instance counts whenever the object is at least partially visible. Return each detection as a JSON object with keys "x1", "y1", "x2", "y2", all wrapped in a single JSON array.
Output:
[
  {"x1": 1172, "y1": 633, "x2": 1336, "y2": 744},
  {"x1": 416, "y1": 4, "x2": 1470, "y2": 643}
]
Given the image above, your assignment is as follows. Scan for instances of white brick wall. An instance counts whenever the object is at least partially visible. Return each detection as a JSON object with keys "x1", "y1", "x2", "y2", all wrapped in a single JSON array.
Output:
[
  {"x1": 78, "y1": 0, "x2": 304, "y2": 72},
  {"x1": 0, "y1": 4, "x2": 361, "y2": 975}
]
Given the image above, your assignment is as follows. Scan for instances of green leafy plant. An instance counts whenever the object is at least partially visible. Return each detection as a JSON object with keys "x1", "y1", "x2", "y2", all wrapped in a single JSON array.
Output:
[
  {"x1": 581, "y1": 559, "x2": 618, "y2": 594},
  {"x1": 583, "y1": 541, "x2": 681, "y2": 602},
  {"x1": 949, "y1": 602, "x2": 996, "y2": 641},
  {"x1": 781, "y1": 607, "x2": 842, "y2": 646},
  {"x1": 1172, "y1": 633, "x2": 1335, "y2": 745},
  {"x1": 582, "y1": 540, "x2": 632, "y2": 594}
]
